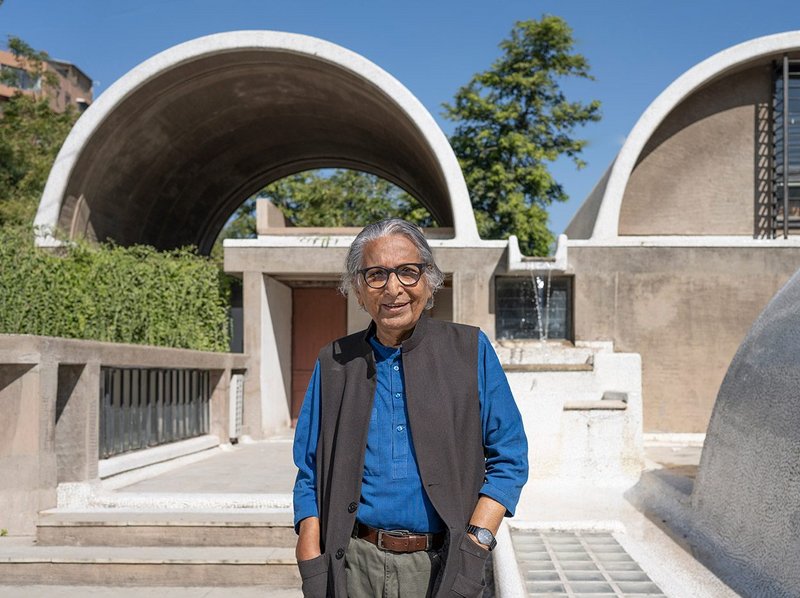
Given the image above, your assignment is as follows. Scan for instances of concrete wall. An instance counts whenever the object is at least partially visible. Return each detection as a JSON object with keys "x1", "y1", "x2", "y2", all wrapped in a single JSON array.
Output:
[
  {"x1": 0, "y1": 335, "x2": 246, "y2": 535},
  {"x1": 691, "y1": 267, "x2": 800, "y2": 597},
  {"x1": 568, "y1": 244, "x2": 800, "y2": 432},
  {"x1": 619, "y1": 66, "x2": 771, "y2": 236},
  {"x1": 228, "y1": 241, "x2": 506, "y2": 433},
  {"x1": 225, "y1": 242, "x2": 507, "y2": 338},
  {"x1": 262, "y1": 276, "x2": 293, "y2": 433}
]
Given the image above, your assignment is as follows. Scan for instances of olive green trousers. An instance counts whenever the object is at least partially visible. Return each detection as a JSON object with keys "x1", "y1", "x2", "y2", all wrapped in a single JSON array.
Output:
[{"x1": 345, "y1": 536, "x2": 444, "y2": 598}]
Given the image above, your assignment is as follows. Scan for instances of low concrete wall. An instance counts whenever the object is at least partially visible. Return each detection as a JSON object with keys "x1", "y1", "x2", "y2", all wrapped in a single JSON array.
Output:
[
  {"x1": 691, "y1": 269, "x2": 800, "y2": 597},
  {"x1": 0, "y1": 335, "x2": 247, "y2": 535},
  {"x1": 501, "y1": 342, "x2": 643, "y2": 486}
]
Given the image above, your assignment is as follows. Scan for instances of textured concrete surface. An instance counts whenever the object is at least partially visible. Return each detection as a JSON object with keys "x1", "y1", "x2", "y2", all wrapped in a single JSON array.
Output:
[
  {"x1": 512, "y1": 479, "x2": 736, "y2": 598},
  {"x1": 1, "y1": 437, "x2": 736, "y2": 596},
  {"x1": 505, "y1": 342, "x2": 643, "y2": 482},
  {"x1": 691, "y1": 267, "x2": 800, "y2": 597},
  {"x1": 36, "y1": 31, "x2": 479, "y2": 252},
  {"x1": 119, "y1": 437, "x2": 295, "y2": 494},
  {"x1": 618, "y1": 66, "x2": 769, "y2": 237},
  {"x1": 575, "y1": 31, "x2": 800, "y2": 239},
  {"x1": 568, "y1": 244, "x2": 800, "y2": 432},
  {"x1": 0, "y1": 335, "x2": 246, "y2": 535}
]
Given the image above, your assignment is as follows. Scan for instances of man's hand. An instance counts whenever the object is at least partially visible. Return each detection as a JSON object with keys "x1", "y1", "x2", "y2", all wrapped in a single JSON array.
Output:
[
  {"x1": 296, "y1": 516, "x2": 322, "y2": 561},
  {"x1": 466, "y1": 496, "x2": 506, "y2": 549}
]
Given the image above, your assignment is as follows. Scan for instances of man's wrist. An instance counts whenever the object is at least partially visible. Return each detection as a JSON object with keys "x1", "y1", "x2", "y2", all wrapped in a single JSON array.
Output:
[{"x1": 465, "y1": 524, "x2": 497, "y2": 551}]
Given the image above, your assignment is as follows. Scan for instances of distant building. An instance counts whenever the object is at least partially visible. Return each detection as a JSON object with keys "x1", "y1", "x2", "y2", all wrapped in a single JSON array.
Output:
[{"x1": 0, "y1": 49, "x2": 93, "y2": 112}]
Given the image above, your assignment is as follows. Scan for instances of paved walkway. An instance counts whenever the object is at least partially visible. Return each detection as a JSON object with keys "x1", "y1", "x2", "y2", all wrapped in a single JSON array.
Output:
[
  {"x1": 6, "y1": 435, "x2": 721, "y2": 597},
  {"x1": 119, "y1": 435, "x2": 296, "y2": 495}
]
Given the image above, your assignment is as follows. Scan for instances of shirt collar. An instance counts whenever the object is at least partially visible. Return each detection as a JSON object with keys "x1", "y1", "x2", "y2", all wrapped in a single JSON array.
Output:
[
  {"x1": 367, "y1": 330, "x2": 400, "y2": 361},
  {"x1": 360, "y1": 313, "x2": 430, "y2": 357}
]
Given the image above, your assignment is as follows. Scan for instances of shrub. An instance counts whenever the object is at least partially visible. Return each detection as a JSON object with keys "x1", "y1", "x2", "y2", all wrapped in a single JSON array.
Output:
[{"x1": 0, "y1": 227, "x2": 230, "y2": 352}]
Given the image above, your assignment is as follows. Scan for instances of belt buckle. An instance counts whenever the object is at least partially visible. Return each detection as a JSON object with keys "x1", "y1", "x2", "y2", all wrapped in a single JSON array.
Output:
[{"x1": 377, "y1": 529, "x2": 413, "y2": 551}]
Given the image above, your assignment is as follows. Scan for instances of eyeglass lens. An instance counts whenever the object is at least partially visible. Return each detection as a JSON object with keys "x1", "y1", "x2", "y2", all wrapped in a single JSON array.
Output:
[{"x1": 363, "y1": 264, "x2": 423, "y2": 288}]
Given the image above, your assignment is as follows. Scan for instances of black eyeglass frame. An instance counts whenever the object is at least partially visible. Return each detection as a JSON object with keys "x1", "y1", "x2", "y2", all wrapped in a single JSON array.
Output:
[{"x1": 358, "y1": 263, "x2": 429, "y2": 289}]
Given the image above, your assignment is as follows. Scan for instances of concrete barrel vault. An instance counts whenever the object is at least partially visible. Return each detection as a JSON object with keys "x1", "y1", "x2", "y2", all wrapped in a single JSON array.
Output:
[{"x1": 35, "y1": 31, "x2": 479, "y2": 252}]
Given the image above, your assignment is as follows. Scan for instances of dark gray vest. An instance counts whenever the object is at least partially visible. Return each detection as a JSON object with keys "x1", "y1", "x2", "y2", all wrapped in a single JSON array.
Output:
[{"x1": 314, "y1": 315, "x2": 487, "y2": 597}]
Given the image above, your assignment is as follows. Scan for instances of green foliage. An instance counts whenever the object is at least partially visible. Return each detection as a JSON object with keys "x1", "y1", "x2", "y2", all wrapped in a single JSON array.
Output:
[
  {"x1": 216, "y1": 169, "x2": 434, "y2": 245},
  {"x1": 0, "y1": 227, "x2": 230, "y2": 352},
  {"x1": 0, "y1": 94, "x2": 78, "y2": 227},
  {"x1": 0, "y1": 32, "x2": 229, "y2": 352},
  {"x1": 444, "y1": 15, "x2": 601, "y2": 256},
  {"x1": 0, "y1": 35, "x2": 60, "y2": 93},
  {"x1": 266, "y1": 169, "x2": 434, "y2": 228}
]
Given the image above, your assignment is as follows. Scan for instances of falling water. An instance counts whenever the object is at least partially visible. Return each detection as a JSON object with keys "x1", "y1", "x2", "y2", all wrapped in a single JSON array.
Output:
[{"x1": 531, "y1": 268, "x2": 553, "y2": 341}]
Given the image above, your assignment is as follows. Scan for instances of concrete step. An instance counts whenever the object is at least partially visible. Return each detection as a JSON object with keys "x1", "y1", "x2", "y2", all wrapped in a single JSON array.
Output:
[
  {"x1": 0, "y1": 585, "x2": 303, "y2": 597},
  {"x1": 37, "y1": 511, "x2": 296, "y2": 547},
  {"x1": 0, "y1": 538, "x2": 300, "y2": 587}
]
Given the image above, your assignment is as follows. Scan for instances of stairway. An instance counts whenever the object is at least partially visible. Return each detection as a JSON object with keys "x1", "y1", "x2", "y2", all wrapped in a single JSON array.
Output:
[
  {"x1": 0, "y1": 510, "x2": 301, "y2": 588},
  {"x1": 0, "y1": 438, "x2": 303, "y2": 591},
  {"x1": 497, "y1": 340, "x2": 643, "y2": 482}
]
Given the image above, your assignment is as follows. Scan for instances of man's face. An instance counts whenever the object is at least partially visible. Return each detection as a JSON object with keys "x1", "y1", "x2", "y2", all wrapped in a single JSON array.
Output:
[{"x1": 355, "y1": 234, "x2": 432, "y2": 346}]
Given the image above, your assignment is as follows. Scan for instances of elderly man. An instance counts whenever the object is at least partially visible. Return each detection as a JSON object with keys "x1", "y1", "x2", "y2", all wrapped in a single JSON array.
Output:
[{"x1": 293, "y1": 218, "x2": 528, "y2": 598}]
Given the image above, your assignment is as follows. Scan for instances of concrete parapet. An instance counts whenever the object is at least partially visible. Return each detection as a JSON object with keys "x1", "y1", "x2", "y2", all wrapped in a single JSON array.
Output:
[
  {"x1": 504, "y1": 342, "x2": 643, "y2": 485},
  {"x1": 0, "y1": 335, "x2": 247, "y2": 535}
]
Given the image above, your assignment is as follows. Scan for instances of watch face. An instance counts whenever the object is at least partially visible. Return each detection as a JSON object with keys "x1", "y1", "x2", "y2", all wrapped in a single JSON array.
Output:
[{"x1": 476, "y1": 528, "x2": 494, "y2": 545}]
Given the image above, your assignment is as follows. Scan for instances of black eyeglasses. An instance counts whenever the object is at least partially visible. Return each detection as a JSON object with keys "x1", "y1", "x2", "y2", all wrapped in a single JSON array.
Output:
[{"x1": 359, "y1": 263, "x2": 428, "y2": 289}]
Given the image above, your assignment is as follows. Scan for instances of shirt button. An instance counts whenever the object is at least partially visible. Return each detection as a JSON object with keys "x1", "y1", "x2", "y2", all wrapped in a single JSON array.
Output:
[
  {"x1": 393, "y1": 365, "x2": 399, "y2": 371},
  {"x1": 347, "y1": 502, "x2": 357, "y2": 513},
  {"x1": 396, "y1": 425, "x2": 404, "y2": 432},
  {"x1": 394, "y1": 393, "x2": 401, "y2": 398},
  {"x1": 335, "y1": 548, "x2": 345, "y2": 559}
]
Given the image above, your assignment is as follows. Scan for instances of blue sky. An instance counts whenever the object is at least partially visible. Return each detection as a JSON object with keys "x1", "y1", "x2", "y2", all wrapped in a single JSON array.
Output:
[{"x1": 3, "y1": 0, "x2": 800, "y2": 236}]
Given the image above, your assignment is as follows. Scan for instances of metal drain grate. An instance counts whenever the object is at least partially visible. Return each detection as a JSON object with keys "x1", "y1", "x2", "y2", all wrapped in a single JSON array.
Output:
[{"x1": 511, "y1": 530, "x2": 665, "y2": 597}]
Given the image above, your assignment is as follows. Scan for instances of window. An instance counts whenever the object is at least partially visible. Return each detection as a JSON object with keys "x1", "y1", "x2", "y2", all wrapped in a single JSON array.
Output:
[
  {"x1": 495, "y1": 276, "x2": 572, "y2": 341},
  {"x1": 0, "y1": 64, "x2": 41, "y2": 91},
  {"x1": 772, "y1": 56, "x2": 800, "y2": 237}
]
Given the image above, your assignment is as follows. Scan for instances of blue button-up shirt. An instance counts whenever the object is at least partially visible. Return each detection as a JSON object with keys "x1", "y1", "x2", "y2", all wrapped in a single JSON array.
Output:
[{"x1": 293, "y1": 330, "x2": 528, "y2": 533}]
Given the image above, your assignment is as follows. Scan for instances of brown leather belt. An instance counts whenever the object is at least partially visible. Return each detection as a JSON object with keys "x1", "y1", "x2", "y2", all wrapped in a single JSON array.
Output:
[{"x1": 356, "y1": 522, "x2": 445, "y2": 553}]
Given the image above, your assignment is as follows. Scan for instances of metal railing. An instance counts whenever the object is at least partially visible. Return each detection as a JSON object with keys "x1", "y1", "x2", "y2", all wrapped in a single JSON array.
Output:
[
  {"x1": 99, "y1": 367, "x2": 211, "y2": 459},
  {"x1": 772, "y1": 56, "x2": 800, "y2": 237}
]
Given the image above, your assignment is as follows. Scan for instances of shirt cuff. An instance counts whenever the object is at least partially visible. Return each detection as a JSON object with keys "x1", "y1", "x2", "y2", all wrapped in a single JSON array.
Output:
[
  {"x1": 479, "y1": 482, "x2": 519, "y2": 518},
  {"x1": 293, "y1": 500, "x2": 319, "y2": 534}
]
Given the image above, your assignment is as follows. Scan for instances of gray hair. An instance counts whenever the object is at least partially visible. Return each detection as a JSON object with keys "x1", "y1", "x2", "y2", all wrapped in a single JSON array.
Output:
[{"x1": 340, "y1": 218, "x2": 444, "y2": 309}]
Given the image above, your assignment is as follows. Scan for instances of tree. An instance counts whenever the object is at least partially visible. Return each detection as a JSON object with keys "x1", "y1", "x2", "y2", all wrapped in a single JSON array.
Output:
[
  {"x1": 266, "y1": 169, "x2": 433, "y2": 228},
  {"x1": 0, "y1": 30, "x2": 77, "y2": 228},
  {"x1": 0, "y1": 94, "x2": 78, "y2": 227},
  {"x1": 216, "y1": 169, "x2": 433, "y2": 243},
  {"x1": 444, "y1": 15, "x2": 600, "y2": 256}
]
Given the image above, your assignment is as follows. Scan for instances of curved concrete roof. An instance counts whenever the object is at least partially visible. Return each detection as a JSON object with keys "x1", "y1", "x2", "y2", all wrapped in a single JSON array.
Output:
[
  {"x1": 35, "y1": 31, "x2": 479, "y2": 252},
  {"x1": 586, "y1": 31, "x2": 800, "y2": 240},
  {"x1": 692, "y1": 266, "x2": 800, "y2": 596}
]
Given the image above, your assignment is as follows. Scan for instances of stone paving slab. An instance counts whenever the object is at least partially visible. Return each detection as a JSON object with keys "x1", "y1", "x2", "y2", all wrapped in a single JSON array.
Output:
[{"x1": 118, "y1": 438, "x2": 296, "y2": 495}]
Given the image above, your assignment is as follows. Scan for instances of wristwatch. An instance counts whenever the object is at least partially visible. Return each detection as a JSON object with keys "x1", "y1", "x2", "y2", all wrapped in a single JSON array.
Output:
[{"x1": 465, "y1": 524, "x2": 497, "y2": 551}]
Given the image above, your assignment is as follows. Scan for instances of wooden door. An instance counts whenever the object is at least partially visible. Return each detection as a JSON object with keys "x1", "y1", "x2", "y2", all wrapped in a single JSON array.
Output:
[{"x1": 291, "y1": 287, "x2": 347, "y2": 422}]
